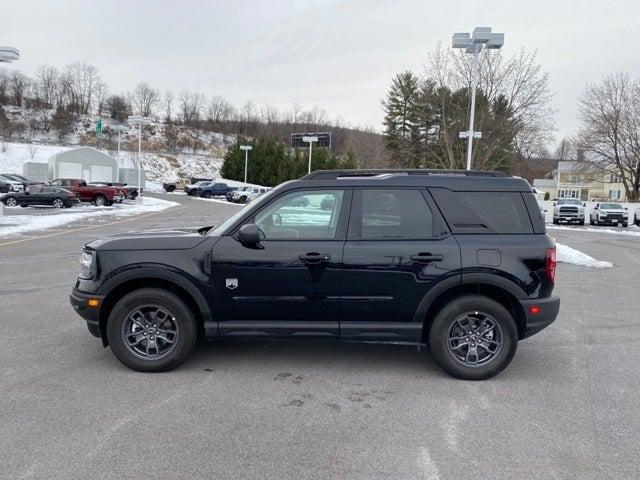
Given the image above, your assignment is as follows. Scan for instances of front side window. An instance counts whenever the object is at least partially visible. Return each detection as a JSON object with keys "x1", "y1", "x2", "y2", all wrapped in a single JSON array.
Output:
[
  {"x1": 254, "y1": 189, "x2": 345, "y2": 239},
  {"x1": 350, "y1": 189, "x2": 433, "y2": 239}
]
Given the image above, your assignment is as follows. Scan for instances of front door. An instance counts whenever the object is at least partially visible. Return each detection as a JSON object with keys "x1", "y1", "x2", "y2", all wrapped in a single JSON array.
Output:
[
  {"x1": 211, "y1": 188, "x2": 351, "y2": 337},
  {"x1": 340, "y1": 188, "x2": 461, "y2": 343}
]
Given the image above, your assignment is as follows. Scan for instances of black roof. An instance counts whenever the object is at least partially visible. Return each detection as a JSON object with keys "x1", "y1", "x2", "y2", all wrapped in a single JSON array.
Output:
[{"x1": 295, "y1": 169, "x2": 533, "y2": 192}]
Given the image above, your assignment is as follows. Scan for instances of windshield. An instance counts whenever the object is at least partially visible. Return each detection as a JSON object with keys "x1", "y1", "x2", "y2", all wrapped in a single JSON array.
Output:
[
  {"x1": 558, "y1": 199, "x2": 581, "y2": 205},
  {"x1": 209, "y1": 187, "x2": 280, "y2": 236},
  {"x1": 600, "y1": 203, "x2": 622, "y2": 209}
]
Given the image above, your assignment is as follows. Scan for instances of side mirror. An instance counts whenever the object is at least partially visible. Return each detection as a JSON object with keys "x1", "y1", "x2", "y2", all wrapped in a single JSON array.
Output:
[
  {"x1": 583, "y1": 202, "x2": 586, "y2": 207},
  {"x1": 237, "y1": 223, "x2": 263, "y2": 246},
  {"x1": 80, "y1": 181, "x2": 87, "y2": 187},
  {"x1": 553, "y1": 202, "x2": 556, "y2": 206},
  {"x1": 594, "y1": 207, "x2": 598, "y2": 210}
]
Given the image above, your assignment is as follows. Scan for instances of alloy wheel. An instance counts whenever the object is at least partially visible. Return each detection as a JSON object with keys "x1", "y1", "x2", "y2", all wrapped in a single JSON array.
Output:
[
  {"x1": 53, "y1": 198, "x2": 64, "y2": 208},
  {"x1": 121, "y1": 305, "x2": 180, "y2": 360},
  {"x1": 447, "y1": 312, "x2": 503, "y2": 367},
  {"x1": 5, "y1": 197, "x2": 18, "y2": 207}
]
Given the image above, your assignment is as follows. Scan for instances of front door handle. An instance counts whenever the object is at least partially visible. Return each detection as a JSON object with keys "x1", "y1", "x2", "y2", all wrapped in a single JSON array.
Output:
[
  {"x1": 410, "y1": 253, "x2": 443, "y2": 264},
  {"x1": 299, "y1": 252, "x2": 331, "y2": 264}
]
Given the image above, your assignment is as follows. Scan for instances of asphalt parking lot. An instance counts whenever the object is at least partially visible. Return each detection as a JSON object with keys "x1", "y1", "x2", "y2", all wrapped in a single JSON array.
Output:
[{"x1": 1, "y1": 193, "x2": 638, "y2": 479}]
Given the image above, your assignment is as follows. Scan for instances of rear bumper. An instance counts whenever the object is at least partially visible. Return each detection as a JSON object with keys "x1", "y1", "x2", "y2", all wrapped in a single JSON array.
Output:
[
  {"x1": 519, "y1": 296, "x2": 560, "y2": 339},
  {"x1": 70, "y1": 288, "x2": 104, "y2": 338}
]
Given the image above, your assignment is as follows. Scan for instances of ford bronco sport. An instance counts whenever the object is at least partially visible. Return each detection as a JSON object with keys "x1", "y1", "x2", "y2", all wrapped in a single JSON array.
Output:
[{"x1": 70, "y1": 169, "x2": 559, "y2": 380}]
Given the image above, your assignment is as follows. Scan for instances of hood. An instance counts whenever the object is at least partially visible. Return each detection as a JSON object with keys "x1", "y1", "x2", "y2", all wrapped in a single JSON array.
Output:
[{"x1": 86, "y1": 227, "x2": 214, "y2": 251}]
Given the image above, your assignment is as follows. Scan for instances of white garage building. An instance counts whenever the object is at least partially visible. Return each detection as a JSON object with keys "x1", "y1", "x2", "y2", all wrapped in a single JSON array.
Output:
[{"x1": 48, "y1": 147, "x2": 118, "y2": 183}]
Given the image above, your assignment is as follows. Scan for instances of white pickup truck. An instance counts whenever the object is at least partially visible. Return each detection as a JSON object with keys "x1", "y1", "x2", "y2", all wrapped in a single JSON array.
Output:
[
  {"x1": 552, "y1": 198, "x2": 585, "y2": 225},
  {"x1": 589, "y1": 202, "x2": 629, "y2": 227}
]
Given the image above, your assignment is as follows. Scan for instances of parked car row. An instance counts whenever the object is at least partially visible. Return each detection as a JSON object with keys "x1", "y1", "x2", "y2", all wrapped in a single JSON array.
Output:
[
  {"x1": 0, "y1": 173, "x2": 44, "y2": 193},
  {"x1": 550, "y1": 198, "x2": 637, "y2": 228},
  {"x1": 1, "y1": 177, "x2": 134, "y2": 208}
]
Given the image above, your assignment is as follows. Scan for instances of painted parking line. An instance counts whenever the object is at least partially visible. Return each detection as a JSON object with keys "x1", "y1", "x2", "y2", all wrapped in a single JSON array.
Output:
[{"x1": 0, "y1": 205, "x2": 190, "y2": 248}]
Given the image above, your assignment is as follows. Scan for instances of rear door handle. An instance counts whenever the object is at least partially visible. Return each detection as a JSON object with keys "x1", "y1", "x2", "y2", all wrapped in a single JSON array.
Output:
[
  {"x1": 299, "y1": 252, "x2": 331, "y2": 264},
  {"x1": 410, "y1": 253, "x2": 443, "y2": 263}
]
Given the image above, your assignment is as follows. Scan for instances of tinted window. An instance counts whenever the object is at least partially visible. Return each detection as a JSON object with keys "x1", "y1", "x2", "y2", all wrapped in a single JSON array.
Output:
[
  {"x1": 255, "y1": 189, "x2": 344, "y2": 239},
  {"x1": 431, "y1": 189, "x2": 533, "y2": 234},
  {"x1": 350, "y1": 189, "x2": 433, "y2": 239}
]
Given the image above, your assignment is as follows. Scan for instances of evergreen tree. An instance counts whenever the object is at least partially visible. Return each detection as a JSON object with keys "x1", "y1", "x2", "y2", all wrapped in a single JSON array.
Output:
[{"x1": 382, "y1": 71, "x2": 422, "y2": 166}]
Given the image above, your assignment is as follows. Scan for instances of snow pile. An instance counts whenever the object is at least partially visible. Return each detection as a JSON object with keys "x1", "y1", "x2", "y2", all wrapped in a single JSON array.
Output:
[
  {"x1": 0, "y1": 196, "x2": 178, "y2": 238},
  {"x1": 556, "y1": 243, "x2": 613, "y2": 268}
]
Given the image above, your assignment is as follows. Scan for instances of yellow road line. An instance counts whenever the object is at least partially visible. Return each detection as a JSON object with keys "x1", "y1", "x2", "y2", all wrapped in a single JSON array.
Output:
[{"x1": 0, "y1": 205, "x2": 190, "y2": 248}]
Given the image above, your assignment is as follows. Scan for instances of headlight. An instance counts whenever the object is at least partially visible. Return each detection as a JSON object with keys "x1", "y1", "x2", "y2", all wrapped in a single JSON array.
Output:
[{"x1": 79, "y1": 250, "x2": 96, "y2": 279}]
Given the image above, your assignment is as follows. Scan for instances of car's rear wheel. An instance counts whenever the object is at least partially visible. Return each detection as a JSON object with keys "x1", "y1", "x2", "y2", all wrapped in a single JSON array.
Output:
[
  {"x1": 203, "y1": 191, "x2": 212, "y2": 198},
  {"x1": 4, "y1": 196, "x2": 18, "y2": 207},
  {"x1": 167, "y1": 185, "x2": 175, "y2": 192},
  {"x1": 52, "y1": 198, "x2": 64, "y2": 208},
  {"x1": 240, "y1": 195, "x2": 247, "y2": 204},
  {"x1": 622, "y1": 222, "x2": 628, "y2": 228},
  {"x1": 428, "y1": 295, "x2": 518, "y2": 380},
  {"x1": 106, "y1": 288, "x2": 197, "y2": 372},
  {"x1": 93, "y1": 195, "x2": 107, "y2": 206}
]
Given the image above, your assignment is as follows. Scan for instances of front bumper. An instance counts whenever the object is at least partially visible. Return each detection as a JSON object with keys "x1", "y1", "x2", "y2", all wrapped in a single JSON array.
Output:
[
  {"x1": 70, "y1": 288, "x2": 105, "y2": 338},
  {"x1": 597, "y1": 216, "x2": 627, "y2": 224},
  {"x1": 519, "y1": 296, "x2": 560, "y2": 339},
  {"x1": 554, "y1": 213, "x2": 584, "y2": 222}
]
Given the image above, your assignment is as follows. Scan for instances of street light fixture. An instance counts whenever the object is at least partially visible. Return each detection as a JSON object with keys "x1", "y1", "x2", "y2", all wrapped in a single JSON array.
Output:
[
  {"x1": 0, "y1": 46, "x2": 19, "y2": 63},
  {"x1": 302, "y1": 136, "x2": 318, "y2": 174},
  {"x1": 127, "y1": 115, "x2": 152, "y2": 199},
  {"x1": 452, "y1": 27, "x2": 504, "y2": 170},
  {"x1": 239, "y1": 145, "x2": 252, "y2": 184}
]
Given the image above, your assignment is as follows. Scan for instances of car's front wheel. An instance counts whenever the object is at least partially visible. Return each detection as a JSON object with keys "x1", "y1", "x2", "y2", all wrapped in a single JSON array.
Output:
[
  {"x1": 52, "y1": 198, "x2": 64, "y2": 208},
  {"x1": 4, "y1": 196, "x2": 18, "y2": 207},
  {"x1": 428, "y1": 295, "x2": 518, "y2": 380},
  {"x1": 106, "y1": 288, "x2": 197, "y2": 372},
  {"x1": 93, "y1": 195, "x2": 107, "y2": 206}
]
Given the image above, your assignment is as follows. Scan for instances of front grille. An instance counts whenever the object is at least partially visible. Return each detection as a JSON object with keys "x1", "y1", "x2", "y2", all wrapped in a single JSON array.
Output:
[
  {"x1": 604, "y1": 213, "x2": 623, "y2": 219},
  {"x1": 560, "y1": 206, "x2": 579, "y2": 213}
]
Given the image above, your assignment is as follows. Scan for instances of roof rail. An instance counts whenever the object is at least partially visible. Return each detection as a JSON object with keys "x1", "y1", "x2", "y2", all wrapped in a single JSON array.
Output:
[{"x1": 301, "y1": 169, "x2": 508, "y2": 180}]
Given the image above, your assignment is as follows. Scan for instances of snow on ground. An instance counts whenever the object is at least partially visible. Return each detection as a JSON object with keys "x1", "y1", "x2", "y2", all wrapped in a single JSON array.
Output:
[
  {"x1": 548, "y1": 224, "x2": 640, "y2": 237},
  {"x1": 556, "y1": 242, "x2": 613, "y2": 268},
  {"x1": 0, "y1": 142, "x2": 70, "y2": 173},
  {"x1": 0, "y1": 197, "x2": 178, "y2": 238}
]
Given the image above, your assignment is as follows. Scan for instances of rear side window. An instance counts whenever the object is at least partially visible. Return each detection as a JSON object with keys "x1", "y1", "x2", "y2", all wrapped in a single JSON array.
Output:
[
  {"x1": 349, "y1": 189, "x2": 433, "y2": 239},
  {"x1": 430, "y1": 189, "x2": 533, "y2": 234}
]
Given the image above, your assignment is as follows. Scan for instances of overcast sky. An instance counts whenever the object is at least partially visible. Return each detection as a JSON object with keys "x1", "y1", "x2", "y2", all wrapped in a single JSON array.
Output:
[{"x1": 4, "y1": 0, "x2": 640, "y2": 144}]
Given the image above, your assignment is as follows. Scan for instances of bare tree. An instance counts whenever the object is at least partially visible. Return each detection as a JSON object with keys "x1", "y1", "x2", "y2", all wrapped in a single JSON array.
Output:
[
  {"x1": 131, "y1": 81, "x2": 159, "y2": 117},
  {"x1": 62, "y1": 62, "x2": 101, "y2": 114},
  {"x1": 577, "y1": 73, "x2": 640, "y2": 201},
  {"x1": 35, "y1": 65, "x2": 59, "y2": 107},
  {"x1": 418, "y1": 43, "x2": 554, "y2": 171},
  {"x1": 163, "y1": 90, "x2": 174, "y2": 122},
  {"x1": 9, "y1": 71, "x2": 30, "y2": 106},
  {"x1": 178, "y1": 91, "x2": 205, "y2": 126},
  {"x1": 207, "y1": 95, "x2": 234, "y2": 124}
]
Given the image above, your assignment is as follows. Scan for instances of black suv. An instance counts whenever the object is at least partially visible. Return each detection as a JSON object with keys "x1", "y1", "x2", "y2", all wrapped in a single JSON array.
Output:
[{"x1": 70, "y1": 169, "x2": 559, "y2": 380}]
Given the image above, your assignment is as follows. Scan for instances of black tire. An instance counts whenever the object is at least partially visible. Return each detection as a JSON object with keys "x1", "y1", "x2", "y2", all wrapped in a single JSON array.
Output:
[
  {"x1": 578, "y1": 220, "x2": 584, "y2": 225},
  {"x1": 4, "y1": 196, "x2": 18, "y2": 207},
  {"x1": 552, "y1": 219, "x2": 558, "y2": 224},
  {"x1": 428, "y1": 295, "x2": 518, "y2": 380},
  {"x1": 93, "y1": 194, "x2": 107, "y2": 206},
  {"x1": 240, "y1": 195, "x2": 247, "y2": 204},
  {"x1": 52, "y1": 198, "x2": 64, "y2": 208},
  {"x1": 106, "y1": 288, "x2": 197, "y2": 372},
  {"x1": 635, "y1": 218, "x2": 640, "y2": 226},
  {"x1": 203, "y1": 191, "x2": 212, "y2": 198},
  {"x1": 622, "y1": 223, "x2": 628, "y2": 228},
  {"x1": 167, "y1": 185, "x2": 176, "y2": 192}
]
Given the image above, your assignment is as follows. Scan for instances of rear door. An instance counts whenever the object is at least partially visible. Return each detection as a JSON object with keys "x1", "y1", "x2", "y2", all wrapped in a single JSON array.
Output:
[{"x1": 340, "y1": 188, "x2": 461, "y2": 343}]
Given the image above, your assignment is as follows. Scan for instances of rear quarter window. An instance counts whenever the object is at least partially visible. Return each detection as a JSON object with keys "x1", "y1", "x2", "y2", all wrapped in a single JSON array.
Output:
[{"x1": 430, "y1": 189, "x2": 533, "y2": 234}]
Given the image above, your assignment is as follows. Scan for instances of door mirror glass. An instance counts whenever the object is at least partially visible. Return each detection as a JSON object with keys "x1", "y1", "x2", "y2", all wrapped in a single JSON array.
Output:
[{"x1": 237, "y1": 223, "x2": 263, "y2": 245}]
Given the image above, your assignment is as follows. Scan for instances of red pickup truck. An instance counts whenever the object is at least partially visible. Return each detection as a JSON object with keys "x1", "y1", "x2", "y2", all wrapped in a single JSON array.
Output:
[{"x1": 49, "y1": 178, "x2": 125, "y2": 206}]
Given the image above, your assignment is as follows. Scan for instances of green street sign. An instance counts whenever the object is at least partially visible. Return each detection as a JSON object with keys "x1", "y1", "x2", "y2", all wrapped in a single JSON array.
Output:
[{"x1": 95, "y1": 119, "x2": 102, "y2": 135}]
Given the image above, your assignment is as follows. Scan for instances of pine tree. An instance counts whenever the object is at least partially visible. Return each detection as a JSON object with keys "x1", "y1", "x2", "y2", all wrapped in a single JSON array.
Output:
[{"x1": 382, "y1": 71, "x2": 422, "y2": 166}]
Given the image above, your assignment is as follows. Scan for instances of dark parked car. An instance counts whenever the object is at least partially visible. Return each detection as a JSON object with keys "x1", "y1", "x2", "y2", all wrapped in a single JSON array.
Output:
[
  {"x1": 70, "y1": 169, "x2": 559, "y2": 380},
  {"x1": 184, "y1": 181, "x2": 211, "y2": 196},
  {"x1": 1, "y1": 173, "x2": 44, "y2": 190},
  {"x1": 198, "y1": 182, "x2": 236, "y2": 198},
  {"x1": 1, "y1": 186, "x2": 80, "y2": 208}
]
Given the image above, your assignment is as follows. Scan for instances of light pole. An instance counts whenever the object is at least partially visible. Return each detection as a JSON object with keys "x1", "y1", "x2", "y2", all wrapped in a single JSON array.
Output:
[
  {"x1": 127, "y1": 116, "x2": 152, "y2": 199},
  {"x1": 239, "y1": 145, "x2": 252, "y2": 184},
  {"x1": 302, "y1": 136, "x2": 318, "y2": 174},
  {"x1": 452, "y1": 27, "x2": 504, "y2": 170}
]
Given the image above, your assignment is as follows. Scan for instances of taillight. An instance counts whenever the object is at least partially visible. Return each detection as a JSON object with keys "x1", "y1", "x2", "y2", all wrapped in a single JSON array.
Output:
[{"x1": 545, "y1": 247, "x2": 557, "y2": 283}]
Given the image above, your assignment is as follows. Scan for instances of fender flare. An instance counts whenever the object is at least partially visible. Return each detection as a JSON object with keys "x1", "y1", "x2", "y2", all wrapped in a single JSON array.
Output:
[
  {"x1": 97, "y1": 265, "x2": 214, "y2": 329},
  {"x1": 411, "y1": 272, "x2": 528, "y2": 324}
]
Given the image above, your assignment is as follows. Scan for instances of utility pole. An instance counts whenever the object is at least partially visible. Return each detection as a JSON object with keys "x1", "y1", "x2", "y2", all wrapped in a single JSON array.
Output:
[{"x1": 303, "y1": 136, "x2": 318, "y2": 174}]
